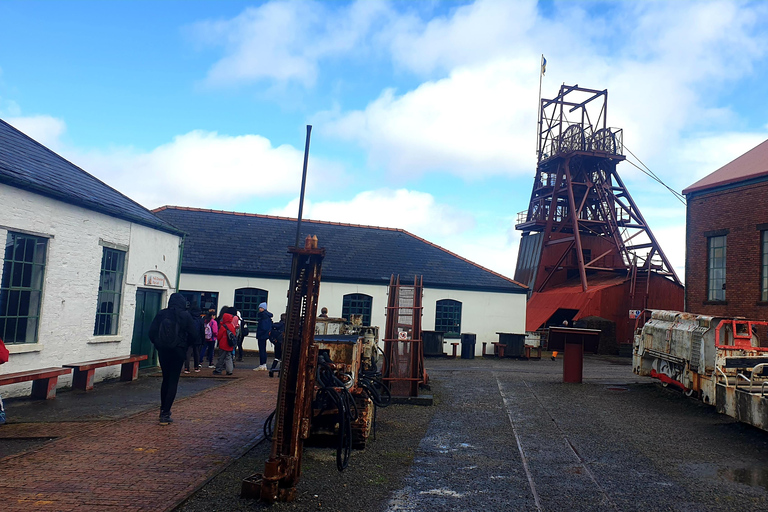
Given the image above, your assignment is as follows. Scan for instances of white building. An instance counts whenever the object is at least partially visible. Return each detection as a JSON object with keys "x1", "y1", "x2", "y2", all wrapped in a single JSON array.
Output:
[
  {"x1": 153, "y1": 206, "x2": 528, "y2": 355},
  {"x1": 0, "y1": 119, "x2": 183, "y2": 396}
]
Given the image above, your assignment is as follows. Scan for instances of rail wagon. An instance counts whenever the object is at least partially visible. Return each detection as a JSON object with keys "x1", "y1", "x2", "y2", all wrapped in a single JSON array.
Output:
[{"x1": 633, "y1": 310, "x2": 768, "y2": 431}]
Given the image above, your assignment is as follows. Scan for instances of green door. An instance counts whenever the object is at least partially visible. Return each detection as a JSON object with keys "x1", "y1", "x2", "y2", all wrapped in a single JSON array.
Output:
[{"x1": 130, "y1": 289, "x2": 163, "y2": 368}]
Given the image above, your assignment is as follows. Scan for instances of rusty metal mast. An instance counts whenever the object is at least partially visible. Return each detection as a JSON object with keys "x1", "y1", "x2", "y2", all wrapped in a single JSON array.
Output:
[{"x1": 514, "y1": 84, "x2": 680, "y2": 310}]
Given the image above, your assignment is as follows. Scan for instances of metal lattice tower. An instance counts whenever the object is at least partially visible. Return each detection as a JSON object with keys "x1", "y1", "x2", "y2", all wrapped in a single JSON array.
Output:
[{"x1": 514, "y1": 84, "x2": 680, "y2": 307}]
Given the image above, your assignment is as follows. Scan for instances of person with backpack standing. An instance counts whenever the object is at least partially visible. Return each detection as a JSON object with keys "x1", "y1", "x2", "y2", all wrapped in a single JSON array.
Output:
[
  {"x1": 148, "y1": 292, "x2": 201, "y2": 425},
  {"x1": 254, "y1": 302, "x2": 273, "y2": 371},
  {"x1": 265, "y1": 313, "x2": 285, "y2": 375},
  {"x1": 200, "y1": 312, "x2": 218, "y2": 368},
  {"x1": 184, "y1": 305, "x2": 205, "y2": 374},
  {"x1": 213, "y1": 310, "x2": 237, "y2": 375}
]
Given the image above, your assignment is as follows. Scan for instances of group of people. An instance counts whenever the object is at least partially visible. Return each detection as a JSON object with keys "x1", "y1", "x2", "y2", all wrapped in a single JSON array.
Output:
[{"x1": 148, "y1": 292, "x2": 285, "y2": 425}]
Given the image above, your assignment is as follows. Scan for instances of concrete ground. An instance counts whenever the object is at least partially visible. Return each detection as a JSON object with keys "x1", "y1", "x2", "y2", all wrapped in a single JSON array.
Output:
[{"x1": 2, "y1": 354, "x2": 768, "y2": 511}]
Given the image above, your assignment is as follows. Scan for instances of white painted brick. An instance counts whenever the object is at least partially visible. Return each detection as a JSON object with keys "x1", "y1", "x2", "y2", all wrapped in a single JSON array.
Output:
[{"x1": 0, "y1": 183, "x2": 181, "y2": 397}]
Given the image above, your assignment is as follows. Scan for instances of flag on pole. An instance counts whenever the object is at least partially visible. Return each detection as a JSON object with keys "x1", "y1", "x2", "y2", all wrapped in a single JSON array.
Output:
[{"x1": 541, "y1": 55, "x2": 547, "y2": 76}]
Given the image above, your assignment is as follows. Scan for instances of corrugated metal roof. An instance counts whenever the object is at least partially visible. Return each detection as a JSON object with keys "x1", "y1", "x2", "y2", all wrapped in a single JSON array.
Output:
[
  {"x1": 525, "y1": 274, "x2": 628, "y2": 331},
  {"x1": 683, "y1": 138, "x2": 768, "y2": 195}
]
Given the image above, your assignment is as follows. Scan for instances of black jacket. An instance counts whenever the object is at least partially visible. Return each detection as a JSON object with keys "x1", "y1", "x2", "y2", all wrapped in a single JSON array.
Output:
[
  {"x1": 270, "y1": 320, "x2": 285, "y2": 344},
  {"x1": 148, "y1": 293, "x2": 202, "y2": 350}
]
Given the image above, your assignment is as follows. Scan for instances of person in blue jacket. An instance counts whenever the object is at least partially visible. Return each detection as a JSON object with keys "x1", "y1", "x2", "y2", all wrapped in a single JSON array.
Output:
[{"x1": 254, "y1": 302, "x2": 273, "y2": 371}]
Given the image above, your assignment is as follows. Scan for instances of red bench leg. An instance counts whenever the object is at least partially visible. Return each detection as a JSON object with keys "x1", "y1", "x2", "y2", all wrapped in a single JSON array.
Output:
[
  {"x1": 497, "y1": 345, "x2": 506, "y2": 358},
  {"x1": 72, "y1": 368, "x2": 95, "y2": 391},
  {"x1": 31, "y1": 377, "x2": 59, "y2": 399},
  {"x1": 482, "y1": 342, "x2": 488, "y2": 357},
  {"x1": 121, "y1": 361, "x2": 140, "y2": 382}
]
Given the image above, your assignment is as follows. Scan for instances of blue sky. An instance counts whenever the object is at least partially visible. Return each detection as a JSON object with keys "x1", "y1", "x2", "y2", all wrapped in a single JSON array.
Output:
[{"x1": 2, "y1": 0, "x2": 768, "y2": 280}]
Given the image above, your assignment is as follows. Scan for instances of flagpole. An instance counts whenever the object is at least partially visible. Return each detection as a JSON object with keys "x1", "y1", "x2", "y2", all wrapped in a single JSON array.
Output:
[{"x1": 536, "y1": 54, "x2": 544, "y2": 158}]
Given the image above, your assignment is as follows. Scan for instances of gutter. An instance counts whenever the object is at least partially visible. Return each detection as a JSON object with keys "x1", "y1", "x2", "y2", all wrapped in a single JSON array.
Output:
[{"x1": 175, "y1": 234, "x2": 186, "y2": 292}]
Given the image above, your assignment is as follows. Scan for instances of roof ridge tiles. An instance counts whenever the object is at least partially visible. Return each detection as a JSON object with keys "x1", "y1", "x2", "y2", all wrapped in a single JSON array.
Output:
[
  {"x1": 153, "y1": 204, "x2": 526, "y2": 288},
  {"x1": 152, "y1": 205, "x2": 407, "y2": 233}
]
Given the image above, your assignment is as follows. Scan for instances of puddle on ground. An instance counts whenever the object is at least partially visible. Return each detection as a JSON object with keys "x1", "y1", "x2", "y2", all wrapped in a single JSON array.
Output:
[
  {"x1": 719, "y1": 467, "x2": 768, "y2": 490},
  {"x1": 606, "y1": 386, "x2": 629, "y2": 391}
]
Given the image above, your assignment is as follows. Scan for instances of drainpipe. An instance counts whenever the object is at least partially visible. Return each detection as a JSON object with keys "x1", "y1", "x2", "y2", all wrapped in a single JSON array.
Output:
[{"x1": 175, "y1": 234, "x2": 185, "y2": 292}]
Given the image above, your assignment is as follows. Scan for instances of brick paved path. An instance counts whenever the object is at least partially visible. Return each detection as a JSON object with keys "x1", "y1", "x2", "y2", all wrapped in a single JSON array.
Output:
[{"x1": 0, "y1": 371, "x2": 278, "y2": 512}]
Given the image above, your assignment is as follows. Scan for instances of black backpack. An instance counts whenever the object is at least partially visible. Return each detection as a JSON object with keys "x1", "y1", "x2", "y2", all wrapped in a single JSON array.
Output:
[{"x1": 154, "y1": 313, "x2": 181, "y2": 350}]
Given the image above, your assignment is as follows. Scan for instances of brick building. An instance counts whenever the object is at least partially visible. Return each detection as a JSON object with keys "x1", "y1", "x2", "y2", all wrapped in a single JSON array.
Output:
[{"x1": 683, "y1": 138, "x2": 768, "y2": 330}]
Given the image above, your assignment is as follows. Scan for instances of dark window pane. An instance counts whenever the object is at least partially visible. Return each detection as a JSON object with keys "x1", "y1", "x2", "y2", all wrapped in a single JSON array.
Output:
[
  {"x1": 93, "y1": 247, "x2": 125, "y2": 336},
  {"x1": 234, "y1": 288, "x2": 268, "y2": 323},
  {"x1": 341, "y1": 294, "x2": 372, "y2": 326},
  {"x1": 435, "y1": 299, "x2": 462, "y2": 338}
]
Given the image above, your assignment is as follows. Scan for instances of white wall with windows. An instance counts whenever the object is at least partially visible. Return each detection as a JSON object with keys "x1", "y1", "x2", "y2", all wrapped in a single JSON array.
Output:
[
  {"x1": 0, "y1": 184, "x2": 181, "y2": 396},
  {"x1": 179, "y1": 272, "x2": 526, "y2": 355}
]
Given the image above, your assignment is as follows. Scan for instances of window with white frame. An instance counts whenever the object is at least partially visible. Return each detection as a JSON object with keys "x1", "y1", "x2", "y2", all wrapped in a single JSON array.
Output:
[
  {"x1": 707, "y1": 235, "x2": 726, "y2": 301},
  {"x1": 94, "y1": 247, "x2": 126, "y2": 335},
  {"x1": 0, "y1": 232, "x2": 48, "y2": 344}
]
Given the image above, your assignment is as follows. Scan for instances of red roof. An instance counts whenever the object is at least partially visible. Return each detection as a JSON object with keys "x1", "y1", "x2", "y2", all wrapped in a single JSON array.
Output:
[
  {"x1": 683, "y1": 138, "x2": 768, "y2": 195},
  {"x1": 525, "y1": 274, "x2": 628, "y2": 331}
]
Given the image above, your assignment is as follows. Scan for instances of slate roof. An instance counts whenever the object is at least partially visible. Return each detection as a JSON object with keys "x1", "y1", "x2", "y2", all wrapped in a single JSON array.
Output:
[
  {"x1": 683, "y1": 137, "x2": 768, "y2": 196},
  {"x1": 153, "y1": 206, "x2": 527, "y2": 294},
  {"x1": 0, "y1": 118, "x2": 181, "y2": 235}
]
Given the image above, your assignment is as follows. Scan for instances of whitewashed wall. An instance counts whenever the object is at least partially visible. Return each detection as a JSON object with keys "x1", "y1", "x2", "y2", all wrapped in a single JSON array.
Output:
[
  {"x1": 179, "y1": 273, "x2": 527, "y2": 356},
  {"x1": 0, "y1": 184, "x2": 181, "y2": 396}
]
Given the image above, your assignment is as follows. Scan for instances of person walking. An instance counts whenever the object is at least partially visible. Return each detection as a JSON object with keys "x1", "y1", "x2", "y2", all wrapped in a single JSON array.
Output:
[
  {"x1": 254, "y1": 302, "x2": 273, "y2": 371},
  {"x1": 213, "y1": 310, "x2": 237, "y2": 375},
  {"x1": 266, "y1": 313, "x2": 286, "y2": 374},
  {"x1": 200, "y1": 312, "x2": 218, "y2": 368},
  {"x1": 148, "y1": 292, "x2": 201, "y2": 425}
]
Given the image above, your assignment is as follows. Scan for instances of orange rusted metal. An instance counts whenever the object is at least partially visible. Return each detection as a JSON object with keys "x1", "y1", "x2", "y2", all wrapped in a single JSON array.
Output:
[{"x1": 242, "y1": 235, "x2": 325, "y2": 503}]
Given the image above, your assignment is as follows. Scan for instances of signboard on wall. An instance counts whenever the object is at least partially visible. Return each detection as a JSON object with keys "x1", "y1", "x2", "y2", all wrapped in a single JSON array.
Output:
[
  {"x1": 628, "y1": 309, "x2": 642, "y2": 319},
  {"x1": 144, "y1": 274, "x2": 165, "y2": 287}
]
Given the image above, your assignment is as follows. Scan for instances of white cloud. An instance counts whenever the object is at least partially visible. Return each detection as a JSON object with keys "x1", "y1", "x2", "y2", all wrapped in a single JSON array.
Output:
[
  {"x1": 193, "y1": 0, "x2": 394, "y2": 87},
  {"x1": 321, "y1": 0, "x2": 768, "y2": 183},
  {"x1": 269, "y1": 188, "x2": 475, "y2": 239},
  {"x1": 3, "y1": 117, "x2": 344, "y2": 210},
  {"x1": 70, "y1": 130, "x2": 344, "y2": 209},
  {"x1": 5, "y1": 115, "x2": 67, "y2": 151},
  {"x1": 320, "y1": 57, "x2": 540, "y2": 178}
]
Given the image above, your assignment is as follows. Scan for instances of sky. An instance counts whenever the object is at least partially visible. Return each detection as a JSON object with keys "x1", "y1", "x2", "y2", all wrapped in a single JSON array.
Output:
[{"x1": 1, "y1": 0, "x2": 768, "y2": 281}]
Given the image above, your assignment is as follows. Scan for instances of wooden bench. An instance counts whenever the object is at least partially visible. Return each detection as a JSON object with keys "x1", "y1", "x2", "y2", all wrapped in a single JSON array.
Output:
[
  {"x1": 449, "y1": 342, "x2": 459, "y2": 358},
  {"x1": 63, "y1": 354, "x2": 148, "y2": 391},
  {"x1": 524, "y1": 345, "x2": 542, "y2": 360},
  {"x1": 0, "y1": 367, "x2": 73, "y2": 399},
  {"x1": 492, "y1": 342, "x2": 506, "y2": 358}
]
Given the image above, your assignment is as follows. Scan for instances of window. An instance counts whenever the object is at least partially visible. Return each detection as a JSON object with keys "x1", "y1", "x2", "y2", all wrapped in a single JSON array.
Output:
[
  {"x1": 342, "y1": 293, "x2": 372, "y2": 326},
  {"x1": 0, "y1": 232, "x2": 47, "y2": 344},
  {"x1": 94, "y1": 247, "x2": 126, "y2": 335},
  {"x1": 763, "y1": 231, "x2": 768, "y2": 302},
  {"x1": 234, "y1": 288, "x2": 268, "y2": 323},
  {"x1": 179, "y1": 290, "x2": 219, "y2": 314},
  {"x1": 435, "y1": 299, "x2": 462, "y2": 338},
  {"x1": 708, "y1": 235, "x2": 726, "y2": 301}
]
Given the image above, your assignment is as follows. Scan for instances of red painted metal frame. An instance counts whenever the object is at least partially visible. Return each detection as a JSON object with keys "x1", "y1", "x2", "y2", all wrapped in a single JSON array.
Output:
[
  {"x1": 382, "y1": 274, "x2": 425, "y2": 397},
  {"x1": 714, "y1": 319, "x2": 768, "y2": 351}
]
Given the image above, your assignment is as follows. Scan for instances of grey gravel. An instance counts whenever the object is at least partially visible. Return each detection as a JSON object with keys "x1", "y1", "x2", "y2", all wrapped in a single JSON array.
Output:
[{"x1": 177, "y1": 355, "x2": 768, "y2": 512}]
